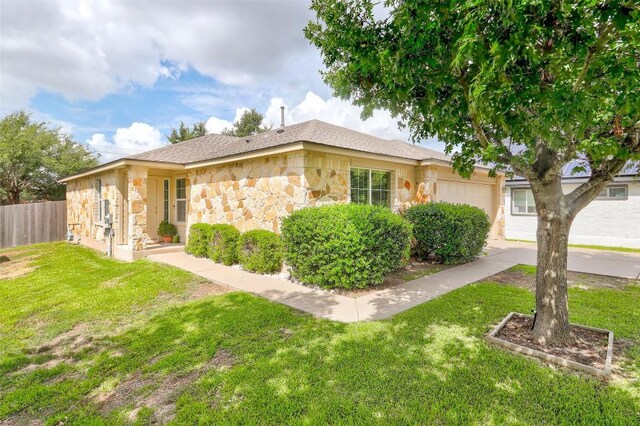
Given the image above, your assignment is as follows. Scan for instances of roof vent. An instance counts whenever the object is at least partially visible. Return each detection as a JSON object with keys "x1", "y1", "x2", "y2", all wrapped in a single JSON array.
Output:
[
  {"x1": 276, "y1": 128, "x2": 284, "y2": 134},
  {"x1": 245, "y1": 138, "x2": 251, "y2": 143},
  {"x1": 280, "y1": 106, "x2": 285, "y2": 128}
]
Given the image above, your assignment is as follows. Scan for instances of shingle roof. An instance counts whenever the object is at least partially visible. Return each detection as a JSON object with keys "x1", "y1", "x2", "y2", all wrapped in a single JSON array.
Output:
[{"x1": 127, "y1": 119, "x2": 450, "y2": 165}]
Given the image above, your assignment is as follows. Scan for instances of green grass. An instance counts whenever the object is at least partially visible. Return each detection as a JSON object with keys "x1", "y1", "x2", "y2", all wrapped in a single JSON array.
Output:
[
  {"x1": 506, "y1": 239, "x2": 640, "y2": 253},
  {"x1": 1, "y1": 243, "x2": 639, "y2": 424},
  {"x1": 508, "y1": 264, "x2": 537, "y2": 275},
  {"x1": 399, "y1": 267, "x2": 441, "y2": 281}
]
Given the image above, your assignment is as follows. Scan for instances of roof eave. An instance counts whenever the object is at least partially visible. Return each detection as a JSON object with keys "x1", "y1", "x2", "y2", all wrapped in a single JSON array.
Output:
[{"x1": 58, "y1": 159, "x2": 185, "y2": 183}]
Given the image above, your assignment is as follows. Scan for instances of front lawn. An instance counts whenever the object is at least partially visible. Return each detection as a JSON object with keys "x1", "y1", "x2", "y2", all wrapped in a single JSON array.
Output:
[{"x1": 1, "y1": 243, "x2": 638, "y2": 424}]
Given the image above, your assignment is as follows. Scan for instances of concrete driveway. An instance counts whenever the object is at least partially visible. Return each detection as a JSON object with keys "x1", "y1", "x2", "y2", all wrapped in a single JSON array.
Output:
[{"x1": 148, "y1": 240, "x2": 640, "y2": 323}]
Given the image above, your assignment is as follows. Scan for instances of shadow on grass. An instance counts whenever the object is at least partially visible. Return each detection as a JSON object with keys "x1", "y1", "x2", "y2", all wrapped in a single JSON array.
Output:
[{"x1": 1, "y1": 285, "x2": 639, "y2": 425}]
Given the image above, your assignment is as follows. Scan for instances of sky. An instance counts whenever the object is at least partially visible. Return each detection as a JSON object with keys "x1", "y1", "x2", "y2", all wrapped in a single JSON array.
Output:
[{"x1": 1, "y1": 0, "x2": 443, "y2": 163}]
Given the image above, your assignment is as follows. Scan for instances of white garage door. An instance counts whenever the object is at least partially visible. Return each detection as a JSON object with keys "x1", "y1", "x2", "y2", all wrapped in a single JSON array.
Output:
[{"x1": 437, "y1": 180, "x2": 494, "y2": 216}]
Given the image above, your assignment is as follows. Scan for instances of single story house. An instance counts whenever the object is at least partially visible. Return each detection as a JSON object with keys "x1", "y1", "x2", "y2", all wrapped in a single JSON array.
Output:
[
  {"x1": 505, "y1": 162, "x2": 640, "y2": 248},
  {"x1": 61, "y1": 119, "x2": 506, "y2": 260}
]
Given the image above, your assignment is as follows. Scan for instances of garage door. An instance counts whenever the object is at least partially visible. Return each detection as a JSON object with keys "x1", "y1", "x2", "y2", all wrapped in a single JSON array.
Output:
[{"x1": 437, "y1": 180, "x2": 494, "y2": 216}]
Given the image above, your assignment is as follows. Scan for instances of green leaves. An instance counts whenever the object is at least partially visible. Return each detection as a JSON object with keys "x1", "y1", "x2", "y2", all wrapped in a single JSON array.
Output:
[
  {"x1": 0, "y1": 111, "x2": 98, "y2": 204},
  {"x1": 305, "y1": 0, "x2": 640, "y2": 178},
  {"x1": 281, "y1": 204, "x2": 412, "y2": 289},
  {"x1": 167, "y1": 121, "x2": 207, "y2": 144}
]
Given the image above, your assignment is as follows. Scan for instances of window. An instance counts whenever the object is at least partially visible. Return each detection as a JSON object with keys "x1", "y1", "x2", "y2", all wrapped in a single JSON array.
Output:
[
  {"x1": 350, "y1": 168, "x2": 391, "y2": 207},
  {"x1": 597, "y1": 185, "x2": 628, "y2": 200},
  {"x1": 512, "y1": 188, "x2": 535, "y2": 215},
  {"x1": 163, "y1": 179, "x2": 170, "y2": 222},
  {"x1": 176, "y1": 178, "x2": 187, "y2": 222},
  {"x1": 94, "y1": 178, "x2": 105, "y2": 223}
]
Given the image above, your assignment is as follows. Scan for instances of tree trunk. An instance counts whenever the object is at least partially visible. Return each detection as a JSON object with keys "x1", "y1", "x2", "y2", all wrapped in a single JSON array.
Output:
[
  {"x1": 532, "y1": 212, "x2": 572, "y2": 345},
  {"x1": 7, "y1": 186, "x2": 20, "y2": 205},
  {"x1": 530, "y1": 178, "x2": 572, "y2": 345}
]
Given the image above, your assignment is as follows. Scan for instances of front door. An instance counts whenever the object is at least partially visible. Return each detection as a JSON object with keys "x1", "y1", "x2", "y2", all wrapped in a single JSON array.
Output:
[{"x1": 147, "y1": 178, "x2": 159, "y2": 241}]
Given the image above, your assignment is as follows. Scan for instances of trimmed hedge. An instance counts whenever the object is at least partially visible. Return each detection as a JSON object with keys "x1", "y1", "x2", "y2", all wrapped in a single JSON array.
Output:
[
  {"x1": 185, "y1": 223, "x2": 212, "y2": 257},
  {"x1": 281, "y1": 204, "x2": 412, "y2": 289},
  {"x1": 404, "y1": 202, "x2": 490, "y2": 265},
  {"x1": 239, "y1": 230, "x2": 284, "y2": 274},
  {"x1": 208, "y1": 224, "x2": 241, "y2": 266}
]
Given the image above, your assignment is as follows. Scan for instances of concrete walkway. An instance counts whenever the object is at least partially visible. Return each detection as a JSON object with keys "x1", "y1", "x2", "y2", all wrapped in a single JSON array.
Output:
[{"x1": 148, "y1": 241, "x2": 640, "y2": 323}]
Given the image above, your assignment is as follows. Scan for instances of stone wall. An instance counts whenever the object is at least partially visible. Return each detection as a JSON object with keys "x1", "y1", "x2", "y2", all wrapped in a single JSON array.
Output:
[
  {"x1": 304, "y1": 151, "x2": 350, "y2": 206},
  {"x1": 66, "y1": 170, "x2": 119, "y2": 244},
  {"x1": 186, "y1": 150, "x2": 425, "y2": 234},
  {"x1": 127, "y1": 167, "x2": 148, "y2": 251},
  {"x1": 187, "y1": 151, "x2": 308, "y2": 233}
]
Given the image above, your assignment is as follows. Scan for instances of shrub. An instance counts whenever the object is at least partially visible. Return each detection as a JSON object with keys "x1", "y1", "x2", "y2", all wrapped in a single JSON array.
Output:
[
  {"x1": 185, "y1": 223, "x2": 212, "y2": 257},
  {"x1": 281, "y1": 204, "x2": 412, "y2": 289},
  {"x1": 208, "y1": 224, "x2": 241, "y2": 265},
  {"x1": 157, "y1": 221, "x2": 177, "y2": 236},
  {"x1": 239, "y1": 230, "x2": 284, "y2": 274},
  {"x1": 404, "y1": 202, "x2": 490, "y2": 264}
]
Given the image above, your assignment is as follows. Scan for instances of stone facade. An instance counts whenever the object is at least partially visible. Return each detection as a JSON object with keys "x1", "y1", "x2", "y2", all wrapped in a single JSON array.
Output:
[
  {"x1": 187, "y1": 151, "x2": 308, "y2": 233},
  {"x1": 185, "y1": 151, "x2": 424, "y2": 234},
  {"x1": 65, "y1": 167, "x2": 150, "y2": 253},
  {"x1": 127, "y1": 167, "x2": 149, "y2": 251},
  {"x1": 65, "y1": 147, "x2": 505, "y2": 258}
]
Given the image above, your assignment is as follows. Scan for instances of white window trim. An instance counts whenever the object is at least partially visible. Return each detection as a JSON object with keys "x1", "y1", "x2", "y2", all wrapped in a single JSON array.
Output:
[
  {"x1": 175, "y1": 177, "x2": 187, "y2": 223},
  {"x1": 596, "y1": 184, "x2": 628, "y2": 200},
  {"x1": 349, "y1": 167, "x2": 393, "y2": 208},
  {"x1": 163, "y1": 179, "x2": 170, "y2": 223},
  {"x1": 511, "y1": 188, "x2": 536, "y2": 216}
]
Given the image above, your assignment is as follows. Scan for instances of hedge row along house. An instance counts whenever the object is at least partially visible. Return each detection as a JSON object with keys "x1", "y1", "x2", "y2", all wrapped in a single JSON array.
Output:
[{"x1": 60, "y1": 119, "x2": 505, "y2": 261}]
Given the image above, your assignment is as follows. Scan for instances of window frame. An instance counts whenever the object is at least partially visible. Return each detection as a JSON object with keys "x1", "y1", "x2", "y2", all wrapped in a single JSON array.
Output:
[
  {"x1": 163, "y1": 179, "x2": 170, "y2": 223},
  {"x1": 95, "y1": 178, "x2": 104, "y2": 223},
  {"x1": 510, "y1": 187, "x2": 536, "y2": 216},
  {"x1": 596, "y1": 184, "x2": 628, "y2": 200},
  {"x1": 175, "y1": 177, "x2": 187, "y2": 223},
  {"x1": 349, "y1": 167, "x2": 392, "y2": 208}
]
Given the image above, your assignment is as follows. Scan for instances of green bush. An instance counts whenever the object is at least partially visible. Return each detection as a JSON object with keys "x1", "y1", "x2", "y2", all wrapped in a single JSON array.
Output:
[
  {"x1": 239, "y1": 230, "x2": 284, "y2": 274},
  {"x1": 157, "y1": 220, "x2": 177, "y2": 236},
  {"x1": 281, "y1": 204, "x2": 412, "y2": 289},
  {"x1": 185, "y1": 223, "x2": 212, "y2": 257},
  {"x1": 404, "y1": 202, "x2": 490, "y2": 265},
  {"x1": 208, "y1": 224, "x2": 241, "y2": 265}
]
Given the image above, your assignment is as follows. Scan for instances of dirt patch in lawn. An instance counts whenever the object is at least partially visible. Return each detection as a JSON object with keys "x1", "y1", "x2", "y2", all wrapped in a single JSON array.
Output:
[
  {"x1": 330, "y1": 261, "x2": 451, "y2": 298},
  {"x1": 96, "y1": 348, "x2": 236, "y2": 423},
  {"x1": 0, "y1": 252, "x2": 41, "y2": 280},
  {"x1": 481, "y1": 267, "x2": 637, "y2": 291},
  {"x1": 188, "y1": 282, "x2": 234, "y2": 299},
  {"x1": 495, "y1": 315, "x2": 609, "y2": 369}
]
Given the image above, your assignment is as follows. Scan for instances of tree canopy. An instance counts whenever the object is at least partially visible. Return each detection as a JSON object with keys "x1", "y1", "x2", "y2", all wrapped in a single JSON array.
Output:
[
  {"x1": 167, "y1": 121, "x2": 208, "y2": 144},
  {"x1": 221, "y1": 109, "x2": 271, "y2": 137},
  {"x1": 0, "y1": 111, "x2": 99, "y2": 205},
  {"x1": 306, "y1": 0, "x2": 639, "y2": 344}
]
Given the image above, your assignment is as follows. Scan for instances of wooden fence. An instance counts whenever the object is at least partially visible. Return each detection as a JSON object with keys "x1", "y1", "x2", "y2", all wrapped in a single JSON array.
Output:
[{"x1": 0, "y1": 201, "x2": 67, "y2": 249}]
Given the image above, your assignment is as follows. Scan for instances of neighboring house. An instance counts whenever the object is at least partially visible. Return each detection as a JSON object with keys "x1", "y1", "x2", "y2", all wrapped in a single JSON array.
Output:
[
  {"x1": 61, "y1": 119, "x2": 505, "y2": 260},
  {"x1": 505, "y1": 162, "x2": 640, "y2": 248}
]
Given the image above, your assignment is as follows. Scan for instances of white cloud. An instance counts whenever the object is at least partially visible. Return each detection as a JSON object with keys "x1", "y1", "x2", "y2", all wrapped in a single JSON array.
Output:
[
  {"x1": 266, "y1": 91, "x2": 412, "y2": 141},
  {"x1": 86, "y1": 122, "x2": 165, "y2": 163},
  {"x1": 205, "y1": 116, "x2": 233, "y2": 134},
  {"x1": 0, "y1": 0, "x2": 322, "y2": 111},
  {"x1": 204, "y1": 91, "x2": 444, "y2": 151}
]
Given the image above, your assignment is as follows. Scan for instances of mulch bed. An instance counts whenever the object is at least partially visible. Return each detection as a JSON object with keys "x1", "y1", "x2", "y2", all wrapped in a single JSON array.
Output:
[{"x1": 495, "y1": 315, "x2": 610, "y2": 369}]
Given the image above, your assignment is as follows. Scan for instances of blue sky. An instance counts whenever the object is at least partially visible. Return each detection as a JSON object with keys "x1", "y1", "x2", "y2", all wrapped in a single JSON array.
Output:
[{"x1": 1, "y1": 0, "x2": 442, "y2": 163}]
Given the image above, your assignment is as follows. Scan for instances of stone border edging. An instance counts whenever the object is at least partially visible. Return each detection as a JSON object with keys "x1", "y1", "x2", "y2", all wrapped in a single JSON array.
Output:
[{"x1": 486, "y1": 312, "x2": 613, "y2": 377}]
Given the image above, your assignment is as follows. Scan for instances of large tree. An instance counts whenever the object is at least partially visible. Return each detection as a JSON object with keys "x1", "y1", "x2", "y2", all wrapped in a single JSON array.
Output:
[
  {"x1": 0, "y1": 111, "x2": 98, "y2": 205},
  {"x1": 306, "y1": 1, "x2": 640, "y2": 344},
  {"x1": 221, "y1": 108, "x2": 272, "y2": 137},
  {"x1": 167, "y1": 121, "x2": 208, "y2": 144}
]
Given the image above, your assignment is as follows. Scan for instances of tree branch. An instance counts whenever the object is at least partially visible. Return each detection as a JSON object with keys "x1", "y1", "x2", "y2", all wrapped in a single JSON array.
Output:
[
  {"x1": 573, "y1": 21, "x2": 614, "y2": 93},
  {"x1": 566, "y1": 126, "x2": 640, "y2": 217}
]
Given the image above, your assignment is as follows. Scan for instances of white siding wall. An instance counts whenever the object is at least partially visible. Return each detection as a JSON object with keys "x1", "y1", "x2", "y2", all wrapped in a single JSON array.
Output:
[{"x1": 505, "y1": 181, "x2": 640, "y2": 248}]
